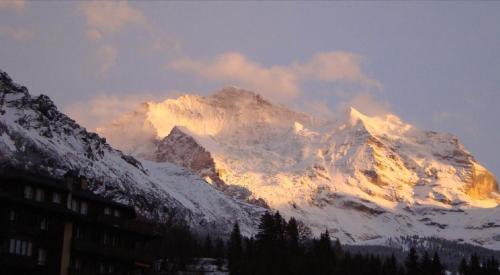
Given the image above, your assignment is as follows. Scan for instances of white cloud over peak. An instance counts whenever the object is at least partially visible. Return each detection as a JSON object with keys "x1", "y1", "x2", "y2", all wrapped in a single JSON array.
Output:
[
  {"x1": 292, "y1": 52, "x2": 381, "y2": 89},
  {"x1": 64, "y1": 91, "x2": 180, "y2": 133},
  {"x1": 169, "y1": 52, "x2": 300, "y2": 101},
  {"x1": 340, "y1": 92, "x2": 391, "y2": 117},
  {"x1": 167, "y1": 51, "x2": 380, "y2": 103}
]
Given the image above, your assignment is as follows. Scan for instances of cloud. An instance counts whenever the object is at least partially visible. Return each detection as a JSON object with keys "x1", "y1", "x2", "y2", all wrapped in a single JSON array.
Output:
[
  {"x1": 80, "y1": 1, "x2": 149, "y2": 41},
  {"x1": 64, "y1": 90, "x2": 186, "y2": 131},
  {"x1": 80, "y1": 1, "x2": 179, "y2": 75},
  {"x1": 296, "y1": 92, "x2": 391, "y2": 120},
  {"x1": 293, "y1": 52, "x2": 381, "y2": 89},
  {"x1": 299, "y1": 100, "x2": 336, "y2": 119},
  {"x1": 167, "y1": 51, "x2": 380, "y2": 103},
  {"x1": 96, "y1": 45, "x2": 118, "y2": 75},
  {"x1": 169, "y1": 52, "x2": 300, "y2": 102},
  {"x1": 337, "y1": 92, "x2": 392, "y2": 117},
  {"x1": 0, "y1": 25, "x2": 32, "y2": 40},
  {"x1": 0, "y1": 0, "x2": 26, "y2": 12},
  {"x1": 64, "y1": 93, "x2": 158, "y2": 132}
]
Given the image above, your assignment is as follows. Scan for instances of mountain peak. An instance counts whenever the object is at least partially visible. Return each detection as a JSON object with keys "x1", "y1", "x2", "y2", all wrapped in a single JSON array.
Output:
[
  {"x1": 210, "y1": 86, "x2": 270, "y2": 106},
  {"x1": 93, "y1": 83, "x2": 500, "y2": 249},
  {"x1": 348, "y1": 106, "x2": 369, "y2": 123},
  {"x1": 214, "y1": 86, "x2": 256, "y2": 97},
  {"x1": 0, "y1": 71, "x2": 29, "y2": 98}
]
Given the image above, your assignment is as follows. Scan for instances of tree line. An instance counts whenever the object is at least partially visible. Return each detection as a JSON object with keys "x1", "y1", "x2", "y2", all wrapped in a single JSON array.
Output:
[{"x1": 151, "y1": 211, "x2": 500, "y2": 275}]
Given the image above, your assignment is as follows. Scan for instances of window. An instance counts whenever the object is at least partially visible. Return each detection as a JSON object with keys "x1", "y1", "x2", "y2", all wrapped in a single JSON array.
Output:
[
  {"x1": 71, "y1": 199, "x2": 79, "y2": 212},
  {"x1": 40, "y1": 217, "x2": 49, "y2": 231},
  {"x1": 74, "y1": 258, "x2": 82, "y2": 271},
  {"x1": 27, "y1": 243, "x2": 32, "y2": 256},
  {"x1": 21, "y1": 241, "x2": 26, "y2": 255},
  {"x1": 75, "y1": 226, "x2": 84, "y2": 240},
  {"x1": 35, "y1": 189, "x2": 45, "y2": 202},
  {"x1": 108, "y1": 264, "x2": 115, "y2": 274},
  {"x1": 9, "y1": 210, "x2": 16, "y2": 221},
  {"x1": 111, "y1": 235, "x2": 119, "y2": 247},
  {"x1": 9, "y1": 239, "x2": 15, "y2": 254},
  {"x1": 52, "y1": 192, "x2": 61, "y2": 203},
  {"x1": 104, "y1": 207, "x2": 111, "y2": 215},
  {"x1": 113, "y1": 209, "x2": 120, "y2": 217},
  {"x1": 24, "y1": 186, "x2": 33, "y2": 199},
  {"x1": 8, "y1": 239, "x2": 32, "y2": 256},
  {"x1": 15, "y1": 240, "x2": 21, "y2": 254},
  {"x1": 103, "y1": 233, "x2": 109, "y2": 245},
  {"x1": 80, "y1": 201, "x2": 88, "y2": 215},
  {"x1": 99, "y1": 263, "x2": 106, "y2": 274},
  {"x1": 37, "y1": 248, "x2": 47, "y2": 265}
]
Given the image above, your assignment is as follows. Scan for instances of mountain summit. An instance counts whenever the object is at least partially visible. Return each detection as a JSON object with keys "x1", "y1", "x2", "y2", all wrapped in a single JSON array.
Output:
[{"x1": 101, "y1": 86, "x2": 500, "y2": 249}]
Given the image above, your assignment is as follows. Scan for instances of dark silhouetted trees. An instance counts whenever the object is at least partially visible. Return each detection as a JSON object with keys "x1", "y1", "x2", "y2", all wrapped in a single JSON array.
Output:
[
  {"x1": 149, "y1": 211, "x2": 498, "y2": 275},
  {"x1": 458, "y1": 253, "x2": 500, "y2": 275},
  {"x1": 228, "y1": 222, "x2": 243, "y2": 274}
]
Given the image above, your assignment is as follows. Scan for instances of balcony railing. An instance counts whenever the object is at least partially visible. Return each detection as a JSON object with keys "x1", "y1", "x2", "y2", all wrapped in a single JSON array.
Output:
[{"x1": 71, "y1": 239, "x2": 154, "y2": 263}]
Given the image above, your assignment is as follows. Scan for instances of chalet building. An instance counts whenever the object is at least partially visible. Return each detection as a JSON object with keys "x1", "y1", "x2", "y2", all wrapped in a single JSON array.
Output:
[{"x1": 0, "y1": 171, "x2": 156, "y2": 275}]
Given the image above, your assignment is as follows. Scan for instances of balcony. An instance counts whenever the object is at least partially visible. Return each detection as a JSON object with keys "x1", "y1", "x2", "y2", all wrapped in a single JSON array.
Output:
[{"x1": 71, "y1": 239, "x2": 154, "y2": 263}]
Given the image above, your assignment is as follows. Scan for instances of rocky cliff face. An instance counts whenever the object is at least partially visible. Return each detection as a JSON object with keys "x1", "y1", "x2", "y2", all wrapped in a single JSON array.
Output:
[
  {"x1": 0, "y1": 71, "x2": 264, "y2": 236},
  {"x1": 100, "y1": 86, "x2": 500, "y2": 250},
  {"x1": 150, "y1": 126, "x2": 224, "y2": 188}
]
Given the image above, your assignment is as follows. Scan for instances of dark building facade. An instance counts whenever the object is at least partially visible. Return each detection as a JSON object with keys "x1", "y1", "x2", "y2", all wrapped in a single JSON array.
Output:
[{"x1": 0, "y1": 171, "x2": 155, "y2": 275}]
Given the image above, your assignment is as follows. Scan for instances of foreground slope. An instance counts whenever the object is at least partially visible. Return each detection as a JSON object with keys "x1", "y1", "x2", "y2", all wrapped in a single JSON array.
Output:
[
  {"x1": 0, "y1": 71, "x2": 263, "y2": 235},
  {"x1": 101, "y1": 87, "x2": 500, "y2": 249}
]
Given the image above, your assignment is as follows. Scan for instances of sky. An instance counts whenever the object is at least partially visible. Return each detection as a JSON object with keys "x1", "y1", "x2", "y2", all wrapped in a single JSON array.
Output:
[{"x1": 1, "y1": 1, "x2": 500, "y2": 177}]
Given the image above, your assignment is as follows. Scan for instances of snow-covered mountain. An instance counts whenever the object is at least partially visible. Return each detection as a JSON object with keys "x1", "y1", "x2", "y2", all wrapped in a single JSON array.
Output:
[
  {"x1": 0, "y1": 71, "x2": 264, "y2": 235},
  {"x1": 100, "y1": 86, "x2": 500, "y2": 250}
]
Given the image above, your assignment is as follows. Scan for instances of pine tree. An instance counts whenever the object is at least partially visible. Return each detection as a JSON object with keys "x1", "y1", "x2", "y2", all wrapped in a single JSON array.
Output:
[
  {"x1": 420, "y1": 251, "x2": 432, "y2": 274},
  {"x1": 430, "y1": 251, "x2": 443, "y2": 275},
  {"x1": 459, "y1": 257, "x2": 469, "y2": 275},
  {"x1": 255, "y1": 212, "x2": 276, "y2": 274},
  {"x1": 256, "y1": 211, "x2": 275, "y2": 247},
  {"x1": 318, "y1": 230, "x2": 332, "y2": 253},
  {"x1": 405, "y1": 247, "x2": 420, "y2": 275},
  {"x1": 313, "y1": 230, "x2": 334, "y2": 274},
  {"x1": 484, "y1": 256, "x2": 499, "y2": 275},
  {"x1": 274, "y1": 211, "x2": 286, "y2": 243},
  {"x1": 214, "y1": 238, "x2": 225, "y2": 270},
  {"x1": 469, "y1": 254, "x2": 481, "y2": 275},
  {"x1": 285, "y1": 217, "x2": 300, "y2": 253},
  {"x1": 228, "y1": 223, "x2": 243, "y2": 274},
  {"x1": 333, "y1": 238, "x2": 343, "y2": 259},
  {"x1": 203, "y1": 234, "x2": 213, "y2": 257},
  {"x1": 382, "y1": 254, "x2": 399, "y2": 275}
]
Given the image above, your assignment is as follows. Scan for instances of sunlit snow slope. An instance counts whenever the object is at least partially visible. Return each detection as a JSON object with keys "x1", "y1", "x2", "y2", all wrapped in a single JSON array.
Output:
[
  {"x1": 0, "y1": 71, "x2": 263, "y2": 236},
  {"x1": 101, "y1": 87, "x2": 500, "y2": 250}
]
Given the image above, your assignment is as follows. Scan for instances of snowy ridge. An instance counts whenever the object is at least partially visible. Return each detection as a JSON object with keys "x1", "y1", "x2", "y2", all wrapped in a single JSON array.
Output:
[
  {"x1": 101, "y1": 86, "x2": 500, "y2": 250},
  {"x1": 0, "y1": 71, "x2": 264, "y2": 236}
]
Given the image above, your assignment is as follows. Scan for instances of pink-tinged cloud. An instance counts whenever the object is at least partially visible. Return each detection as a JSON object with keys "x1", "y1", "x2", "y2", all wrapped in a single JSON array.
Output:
[
  {"x1": 64, "y1": 93, "x2": 156, "y2": 132},
  {"x1": 0, "y1": 25, "x2": 32, "y2": 41},
  {"x1": 80, "y1": 1, "x2": 149, "y2": 41},
  {"x1": 169, "y1": 52, "x2": 300, "y2": 102},
  {"x1": 168, "y1": 52, "x2": 380, "y2": 103},
  {"x1": 342, "y1": 92, "x2": 391, "y2": 116},
  {"x1": 0, "y1": 0, "x2": 26, "y2": 12},
  {"x1": 96, "y1": 45, "x2": 118, "y2": 75},
  {"x1": 293, "y1": 52, "x2": 382, "y2": 89}
]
